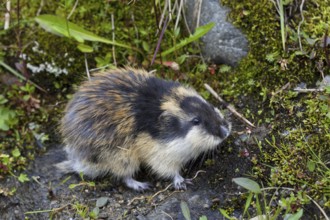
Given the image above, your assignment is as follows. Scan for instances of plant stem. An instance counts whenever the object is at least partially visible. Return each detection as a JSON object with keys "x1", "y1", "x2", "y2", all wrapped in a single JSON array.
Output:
[{"x1": 279, "y1": 0, "x2": 286, "y2": 52}]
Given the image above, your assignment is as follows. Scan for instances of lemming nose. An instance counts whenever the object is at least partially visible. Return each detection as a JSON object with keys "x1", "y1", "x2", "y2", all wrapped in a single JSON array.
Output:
[{"x1": 219, "y1": 125, "x2": 229, "y2": 138}]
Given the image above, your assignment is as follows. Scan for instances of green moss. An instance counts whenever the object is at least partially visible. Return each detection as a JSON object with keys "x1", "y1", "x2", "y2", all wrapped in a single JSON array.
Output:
[
  {"x1": 221, "y1": 0, "x2": 329, "y2": 97},
  {"x1": 0, "y1": 83, "x2": 49, "y2": 179},
  {"x1": 221, "y1": 0, "x2": 330, "y2": 209}
]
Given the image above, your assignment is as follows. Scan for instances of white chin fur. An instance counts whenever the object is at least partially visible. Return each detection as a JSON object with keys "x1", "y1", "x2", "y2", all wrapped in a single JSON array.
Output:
[
  {"x1": 185, "y1": 126, "x2": 223, "y2": 151},
  {"x1": 163, "y1": 126, "x2": 223, "y2": 165},
  {"x1": 145, "y1": 127, "x2": 223, "y2": 179}
]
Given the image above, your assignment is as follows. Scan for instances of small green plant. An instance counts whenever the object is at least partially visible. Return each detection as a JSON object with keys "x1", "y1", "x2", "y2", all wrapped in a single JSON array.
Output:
[
  {"x1": 69, "y1": 172, "x2": 96, "y2": 190},
  {"x1": 70, "y1": 201, "x2": 99, "y2": 219},
  {"x1": 0, "y1": 83, "x2": 48, "y2": 181},
  {"x1": 220, "y1": 177, "x2": 330, "y2": 220},
  {"x1": 0, "y1": 95, "x2": 18, "y2": 131},
  {"x1": 72, "y1": 202, "x2": 88, "y2": 219},
  {"x1": 0, "y1": 186, "x2": 16, "y2": 196},
  {"x1": 160, "y1": 22, "x2": 215, "y2": 57},
  {"x1": 0, "y1": 105, "x2": 17, "y2": 131},
  {"x1": 17, "y1": 173, "x2": 30, "y2": 183},
  {"x1": 219, "y1": 65, "x2": 232, "y2": 73}
]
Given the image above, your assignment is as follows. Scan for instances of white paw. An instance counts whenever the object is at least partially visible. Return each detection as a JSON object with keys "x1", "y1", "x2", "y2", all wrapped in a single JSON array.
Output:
[
  {"x1": 124, "y1": 177, "x2": 150, "y2": 191},
  {"x1": 173, "y1": 174, "x2": 193, "y2": 190}
]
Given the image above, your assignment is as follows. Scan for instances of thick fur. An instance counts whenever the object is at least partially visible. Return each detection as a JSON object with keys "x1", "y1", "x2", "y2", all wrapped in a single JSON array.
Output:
[{"x1": 58, "y1": 67, "x2": 231, "y2": 190}]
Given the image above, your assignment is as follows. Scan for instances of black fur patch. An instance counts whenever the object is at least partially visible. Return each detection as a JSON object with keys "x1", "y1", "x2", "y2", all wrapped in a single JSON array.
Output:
[
  {"x1": 180, "y1": 96, "x2": 224, "y2": 138},
  {"x1": 132, "y1": 77, "x2": 180, "y2": 139},
  {"x1": 158, "y1": 114, "x2": 191, "y2": 141}
]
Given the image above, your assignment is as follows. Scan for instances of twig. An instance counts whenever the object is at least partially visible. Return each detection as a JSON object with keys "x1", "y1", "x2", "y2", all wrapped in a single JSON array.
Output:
[
  {"x1": 168, "y1": 0, "x2": 172, "y2": 21},
  {"x1": 158, "y1": 0, "x2": 168, "y2": 32},
  {"x1": 293, "y1": 88, "x2": 324, "y2": 93},
  {"x1": 127, "y1": 195, "x2": 146, "y2": 206},
  {"x1": 25, "y1": 204, "x2": 69, "y2": 215},
  {"x1": 204, "y1": 83, "x2": 256, "y2": 128},
  {"x1": 36, "y1": 0, "x2": 44, "y2": 16},
  {"x1": 174, "y1": 0, "x2": 183, "y2": 31},
  {"x1": 32, "y1": 176, "x2": 44, "y2": 187},
  {"x1": 316, "y1": 60, "x2": 325, "y2": 80},
  {"x1": 272, "y1": 82, "x2": 290, "y2": 96},
  {"x1": 181, "y1": 0, "x2": 205, "y2": 63},
  {"x1": 185, "y1": 170, "x2": 206, "y2": 182},
  {"x1": 161, "y1": 211, "x2": 174, "y2": 220},
  {"x1": 147, "y1": 182, "x2": 174, "y2": 203},
  {"x1": 181, "y1": 1, "x2": 192, "y2": 35},
  {"x1": 269, "y1": 0, "x2": 280, "y2": 14},
  {"x1": 4, "y1": 0, "x2": 11, "y2": 30},
  {"x1": 305, "y1": 195, "x2": 330, "y2": 220},
  {"x1": 67, "y1": 0, "x2": 79, "y2": 19},
  {"x1": 111, "y1": 13, "x2": 117, "y2": 67},
  {"x1": 195, "y1": 0, "x2": 203, "y2": 30},
  {"x1": 84, "y1": 53, "x2": 90, "y2": 80},
  {"x1": 297, "y1": 0, "x2": 306, "y2": 51},
  {"x1": 151, "y1": 16, "x2": 169, "y2": 65}
]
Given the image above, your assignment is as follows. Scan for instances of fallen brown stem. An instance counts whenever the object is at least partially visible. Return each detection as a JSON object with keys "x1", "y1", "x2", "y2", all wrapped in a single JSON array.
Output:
[
  {"x1": 185, "y1": 170, "x2": 206, "y2": 181},
  {"x1": 204, "y1": 83, "x2": 256, "y2": 128},
  {"x1": 147, "y1": 182, "x2": 174, "y2": 204},
  {"x1": 127, "y1": 195, "x2": 146, "y2": 206},
  {"x1": 272, "y1": 82, "x2": 290, "y2": 96},
  {"x1": 294, "y1": 88, "x2": 325, "y2": 93}
]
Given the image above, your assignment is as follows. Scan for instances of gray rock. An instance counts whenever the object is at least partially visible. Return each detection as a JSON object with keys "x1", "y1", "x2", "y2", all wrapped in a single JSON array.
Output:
[
  {"x1": 185, "y1": 0, "x2": 249, "y2": 66},
  {"x1": 144, "y1": 197, "x2": 179, "y2": 220},
  {"x1": 96, "y1": 197, "x2": 109, "y2": 208}
]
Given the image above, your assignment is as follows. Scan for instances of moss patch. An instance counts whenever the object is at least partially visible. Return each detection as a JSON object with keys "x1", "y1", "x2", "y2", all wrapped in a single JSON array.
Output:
[{"x1": 221, "y1": 0, "x2": 330, "y2": 210}]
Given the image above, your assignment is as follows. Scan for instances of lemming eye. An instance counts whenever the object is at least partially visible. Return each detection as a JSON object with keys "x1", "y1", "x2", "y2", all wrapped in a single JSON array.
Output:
[{"x1": 192, "y1": 117, "x2": 200, "y2": 125}]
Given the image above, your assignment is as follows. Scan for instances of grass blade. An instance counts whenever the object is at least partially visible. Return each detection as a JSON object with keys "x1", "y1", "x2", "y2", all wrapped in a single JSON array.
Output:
[
  {"x1": 35, "y1": 15, "x2": 141, "y2": 53},
  {"x1": 0, "y1": 60, "x2": 46, "y2": 92},
  {"x1": 160, "y1": 22, "x2": 215, "y2": 57},
  {"x1": 232, "y1": 177, "x2": 261, "y2": 194},
  {"x1": 180, "y1": 201, "x2": 191, "y2": 220}
]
